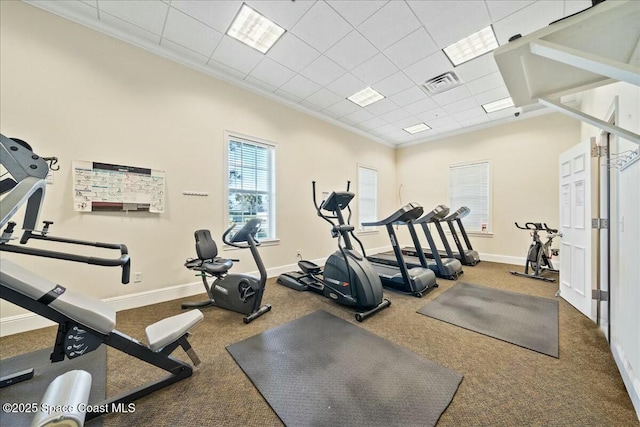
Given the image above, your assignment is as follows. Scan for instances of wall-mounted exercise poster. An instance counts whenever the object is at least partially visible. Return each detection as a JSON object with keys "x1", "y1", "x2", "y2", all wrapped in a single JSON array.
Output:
[{"x1": 73, "y1": 160, "x2": 165, "y2": 213}]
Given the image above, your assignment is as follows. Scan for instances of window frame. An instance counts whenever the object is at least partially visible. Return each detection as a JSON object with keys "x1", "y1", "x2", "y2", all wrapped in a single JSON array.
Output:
[
  {"x1": 448, "y1": 160, "x2": 492, "y2": 235},
  {"x1": 357, "y1": 164, "x2": 378, "y2": 233},
  {"x1": 224, "y1": 130, "x2": 278, "y2": 244}
]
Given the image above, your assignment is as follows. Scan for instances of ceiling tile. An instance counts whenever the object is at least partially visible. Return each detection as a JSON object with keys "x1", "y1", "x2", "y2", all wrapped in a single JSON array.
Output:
[
  {"x1": 210, "y1": 36, "x2": 264, "y2": 74},
  {"x1": 206, "y1": 60, "x2": 248, "y2": 80},
  {"x1": 326, "y1": 73, "x2": 367, "y2": 98},
  {"x1": 274, "y1": 89, "x2": 303, "y2": 103},
  {"x1": 343, "y1": 109, "x2": 376, "y2": 125},
  {"x1": 248, "y1": 58, "x2": 297, "y2": 89},
  {"x1": 456, "y1": 114, "x2": 490, "y2": 127},
  {"x1": 474, "y1": 85, "x2": 511, "y2": 105},
  {"x1": 245, "y1": 0, "x2": 316, "y2": 29},
  {"x1": 299, "y1": 100, "x2": 323, "y2": 111},
  {"x1": 454, "y1": 53, "x2": 500, "y2": 83},
  {"x1": 323, "y1": 99, "x2": 361, "y2": 117},
  {"x1": 358, "y1": 117, "x2": 389, "y2": 131},
  {"x1": 324, "y1": 30, "x2": 377, "y2": 70},
  {"x1": 170, "y1": 1, "x2": 241, "y2": 33},
  {"x1": 450, "y1": 106, "x2": 486, "y2": 122},
  {"x1": 358, "y1": 1, "x2": 422, "y2": 51},
  {"x1": 291, "y1": 2, "x2": 352, "y2": 52},
  {"x1": 485, "y1": 1, "x2": 535, "y2": 22},
  {"x1": 304, "y1": 88, "x2": 343, "y2": 109},
  {"x1": 415, "y1": 107, "x2": 448, "y2": 122},
  {"x1": 431, "y1": 85, "x2": 473, "y2": 106},
  {"x1": 465, "y1": 72, "x2": 505, "y2": 95},
  {"x1": 364, "y1": 98, "x2": 399, "y2": 116},
  {"x1": 300, "y1": 55, "x2": 346, "y2": 86},
  {"x1": 267, "y1": 33, "x2": 320, "y2": 72},
  {"x1": 327, "y1": 0, "x2": 386, "y2": 27},
  {"x1": 404, "y1": 97, "x2": 439, "y2": 115},
  {"x1": 443, "y1": 97, "x2": 480, "y2": 115},
  {"x1": 383, "y1": 27, "x2": 439, "y2": 69},
  {"x1": 404, "y1": 51, "x2": 453, "y2": 84},
  {"x1": 99, "y1": 10, "x2": 162, "y2": 44},
  {"x1": 493, "y1": 0, "x2": 564, "y2": 45},
  {"x1": 432, "y1": 122, "x2": 462, "y2": 134},
  {"x1": 389, "y1": 86, "x2": 429, "y2": 107},
  {"x1": 279, "y1": 74, "x2": 322, "y2": 99},
  {"x1": 33, "y1": 0, "x2": 98, "y2": 20},
  {"x1": 351, "y1": 54, "x2": 398, "y2": 85},
  {"x1": 408, "y1": 1, "x2": 491, "y2": 47},
  {"x1": 394, "y1": 116, "x2": 423, "y2": 129},
  {"x1": 160, "y1": 39, "x2": 209, "y2": 63},
  {"x1": 99, "y1": 0, "x2": 168, "y2": 35},
  {"x1": 425, "y1": 115, "x2": 457, "y2": 129},
  {"x1": 379, "y1": 108, "x2": 412, "y2": 124},
  {"x1": 373, "y1": 72, "x2": 415, "y2": 97},
  {"x1": 244, "y1": 76, "x2": 278, "y2": 92},
  {"x1": 162, "y1": 8, "x2": 222, "y2": 57}
]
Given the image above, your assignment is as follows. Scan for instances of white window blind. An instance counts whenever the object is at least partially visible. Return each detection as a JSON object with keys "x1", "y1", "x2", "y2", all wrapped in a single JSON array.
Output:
[
  {"x1": 358, "y1": 165, "x2": 377, "y2": 231},
  {"x1": 449, "y1": 161, "x2": 490, "y2": 233},
  {"x1": 227, "y1": 134, "x2": 275, "y2": 239}
]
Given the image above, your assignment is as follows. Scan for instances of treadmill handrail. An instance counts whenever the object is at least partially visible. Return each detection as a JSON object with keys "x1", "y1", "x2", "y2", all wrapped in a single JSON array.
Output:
[
  {"x1": 362, "y1": 203, "x2": 423, "y2": 227},
  {"x1": 413, "y1": 205, "x2": 450, "y2": 224},
  {"x1": 442, "y1": 206, "x2": 470, "y2": 222}
]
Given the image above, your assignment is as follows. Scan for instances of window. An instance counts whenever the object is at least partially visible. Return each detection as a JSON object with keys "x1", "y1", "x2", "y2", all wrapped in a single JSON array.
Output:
[
  {"x1": 358, "y1": 165, "x2": 377, "y2": 231},
  {"x1": 226, "y1": 132, "x2": 276, "y2": 240},
  {"x1": 448, "y1": 161, "x2": 491, "y2": 233}
]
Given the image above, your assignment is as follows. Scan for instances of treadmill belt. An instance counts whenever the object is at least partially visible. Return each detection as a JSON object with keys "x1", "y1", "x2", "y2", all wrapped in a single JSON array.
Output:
[{"x1": 227, "y1": 310, "x2": 462, "y2": 427}]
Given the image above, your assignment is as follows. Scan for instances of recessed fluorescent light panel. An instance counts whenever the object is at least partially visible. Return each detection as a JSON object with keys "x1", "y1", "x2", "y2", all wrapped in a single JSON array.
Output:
[
  {"x1": 227, "y1": 4, "x2": 285, "y2": 54},
  {"x1": 443, "y1": 25, "x2": 499, "y2": 66},
  {"x1": 404, "y1": 123, "x2": 431, "y2": 134},
  {"x1": 482, "y1": 97, "x2": 515, "y2": 113},
  {"x1": 347, "y1": 87, "x2": 385, "y2": 107}
]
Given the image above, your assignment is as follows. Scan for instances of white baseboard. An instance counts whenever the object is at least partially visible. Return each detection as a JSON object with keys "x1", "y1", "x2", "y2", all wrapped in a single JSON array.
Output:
[
  {"x1": 611, "y1": 342, "x2": 640, "y2": 420},
  {"x1": 479, "y1": 253, "x2": 525, "y2": 266},
  {"x1": 6, "y1": 245, "x2": 530, "y2": 337},
  {"x1": 0, "y1": 255, "x2": 335, "y2": 337}
]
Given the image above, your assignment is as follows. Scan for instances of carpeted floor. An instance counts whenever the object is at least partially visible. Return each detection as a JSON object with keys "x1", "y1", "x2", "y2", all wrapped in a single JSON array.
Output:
[{"x1": 1, "y1": 261, "x2": 637, "y2": 426}]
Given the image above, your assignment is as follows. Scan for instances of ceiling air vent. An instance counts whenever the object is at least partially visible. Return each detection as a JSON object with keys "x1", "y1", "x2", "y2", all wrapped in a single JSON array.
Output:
[{"x1": 422, "y1": 72, "x2": 461, "y2": 95}]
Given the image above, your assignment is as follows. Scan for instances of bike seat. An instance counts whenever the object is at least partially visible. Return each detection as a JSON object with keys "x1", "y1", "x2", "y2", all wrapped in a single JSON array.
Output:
[{"x1": 185, "y1": 257, "x2": 233, "y2": 275}]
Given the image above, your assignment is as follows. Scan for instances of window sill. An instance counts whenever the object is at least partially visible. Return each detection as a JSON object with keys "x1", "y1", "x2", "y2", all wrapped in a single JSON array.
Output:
[
  {"x1": 223, "y1": 238, "x2": 280, "y2": 251},
  {"x1": 466, "y1": 232, "x2": 493, "y2": 237}
]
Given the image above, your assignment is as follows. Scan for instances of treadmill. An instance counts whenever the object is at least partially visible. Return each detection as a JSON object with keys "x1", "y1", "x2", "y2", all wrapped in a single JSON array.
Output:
[
  {"x1": 362, "y1": 203, "x2": 437, "y2": 297},
  {"x1": 371, "y1": 205, "x2": 463, "y2": 280},
  {"x1": 405, "y1": 206, "x2": 480, "y2": 266}
]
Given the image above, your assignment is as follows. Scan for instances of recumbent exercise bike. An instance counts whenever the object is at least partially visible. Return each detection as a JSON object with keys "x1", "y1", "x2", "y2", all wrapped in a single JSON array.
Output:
[{"x1": 182, "y1": 219, "x2": 271, "y2": 324}]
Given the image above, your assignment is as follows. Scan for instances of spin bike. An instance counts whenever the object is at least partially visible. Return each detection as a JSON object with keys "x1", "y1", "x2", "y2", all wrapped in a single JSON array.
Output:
[
  {"x1": 277, "y1": 181, "x2": 391, "y2": 322},
  {"x1": 182, "y1": 218, "x2": 271, "y2": 324},
  {"x1": 509, "y1": 222, "x2": 562, "y2": 282}
]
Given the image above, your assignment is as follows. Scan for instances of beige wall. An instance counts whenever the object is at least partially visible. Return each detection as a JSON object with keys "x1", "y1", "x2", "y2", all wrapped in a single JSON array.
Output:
[
  {"x1": 396, "y1": 113, "x2": 581, "y2": 261},
  {"x1": 0, "y1": 1, "x2": 396, "y2": 318}
]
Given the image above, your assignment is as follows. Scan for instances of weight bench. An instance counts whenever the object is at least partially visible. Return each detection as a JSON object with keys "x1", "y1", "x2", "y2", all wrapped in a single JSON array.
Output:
[{"x1": 0, "y1": 259, "x2": 203, "y2": 422}]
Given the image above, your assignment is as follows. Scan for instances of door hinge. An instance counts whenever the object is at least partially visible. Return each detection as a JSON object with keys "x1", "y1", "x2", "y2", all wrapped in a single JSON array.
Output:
[
  {"x1": 592, "y1": 289, "x2": 609, "y2": 302},
  {"x1": 591, "y1": 144, "x2": 608, "y2": 157},
  {"x1": 591, "y1": 218, "x2": 609, "y2": 229}
]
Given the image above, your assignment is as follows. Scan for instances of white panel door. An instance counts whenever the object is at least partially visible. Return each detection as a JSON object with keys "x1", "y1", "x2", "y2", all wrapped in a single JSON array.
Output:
[{"x1": 558, "y1": 138, "x2": 597, "y2": 320}]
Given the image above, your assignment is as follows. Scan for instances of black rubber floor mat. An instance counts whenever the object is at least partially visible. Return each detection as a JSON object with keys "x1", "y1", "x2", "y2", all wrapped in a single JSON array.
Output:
[
  {"x1": 227, "y1": 310, "x2": 462, "y2": 427},
  {"x1": 0, "y1": 345, "x2": 106, "y2": 426},
  {"x1": 418, "y1": 282, "x2": 559, "y2": 357}
]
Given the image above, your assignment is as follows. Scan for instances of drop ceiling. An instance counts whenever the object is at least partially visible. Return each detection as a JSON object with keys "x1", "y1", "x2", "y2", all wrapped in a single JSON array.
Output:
[{"x1": 24, "y1": 0, "x2": 593, "y2": 147}]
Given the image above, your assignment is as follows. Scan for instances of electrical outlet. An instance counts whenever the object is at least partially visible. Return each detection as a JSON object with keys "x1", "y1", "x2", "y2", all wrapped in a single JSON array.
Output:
[
  {"x1": 134, "y1": 272, "x2": 143, "y2": 283},
  {"x1": 296, "y1": 250, "x2": 302, "y2": 259}
]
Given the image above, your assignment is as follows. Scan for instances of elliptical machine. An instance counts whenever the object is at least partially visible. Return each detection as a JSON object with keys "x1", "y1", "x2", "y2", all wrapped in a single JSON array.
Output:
[
  {"x1": 182, "y1": 218, "x2": 271, "y2": 323},
  {"x1": 509, "y1": 222, "x2": 562, "y2": 282},
  {"x1": 277, "y1": 181, "x2": 391, "y2": 322}
]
